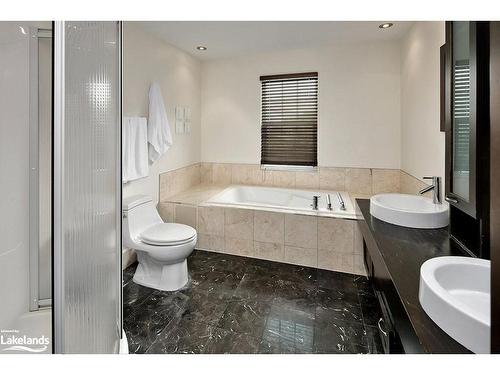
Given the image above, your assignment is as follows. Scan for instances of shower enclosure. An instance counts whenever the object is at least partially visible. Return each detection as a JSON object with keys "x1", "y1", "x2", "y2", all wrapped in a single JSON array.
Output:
[
  {"x1": 0, "y1": 20, "x2": 122, "y2": 354},
  {"x1": 29, "y1": 27, "x2": 53, "y2": 312}
]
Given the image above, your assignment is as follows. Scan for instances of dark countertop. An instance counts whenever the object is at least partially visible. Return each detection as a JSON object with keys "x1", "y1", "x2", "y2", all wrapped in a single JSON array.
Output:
[{"x1": 356, "y1": 199, "x2": 470, "y2": 354}]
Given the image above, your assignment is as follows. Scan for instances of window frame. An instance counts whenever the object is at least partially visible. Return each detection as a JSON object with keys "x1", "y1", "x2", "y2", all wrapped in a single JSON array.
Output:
[{"x1": 259, "y1": 72, "x2": 319, "y2": 169}]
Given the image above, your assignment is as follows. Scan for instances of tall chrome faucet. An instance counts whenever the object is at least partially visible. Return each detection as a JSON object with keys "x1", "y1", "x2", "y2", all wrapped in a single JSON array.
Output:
[{"x1": 419, "y1": 176, "x2": 442, "y2": 204}]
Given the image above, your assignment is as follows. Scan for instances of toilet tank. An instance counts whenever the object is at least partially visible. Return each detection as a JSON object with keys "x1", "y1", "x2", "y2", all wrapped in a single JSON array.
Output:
[{"x1": 122, "y1": 195, "x2": 163, "y2": 247}]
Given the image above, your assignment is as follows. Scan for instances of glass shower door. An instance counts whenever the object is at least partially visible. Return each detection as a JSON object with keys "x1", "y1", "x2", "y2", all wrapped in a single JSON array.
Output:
[{"x1": 53, "y1": 21, "x2": 122, "y2": 354}]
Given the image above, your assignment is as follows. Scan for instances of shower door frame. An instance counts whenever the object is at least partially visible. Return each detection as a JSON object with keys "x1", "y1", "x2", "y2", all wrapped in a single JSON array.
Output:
[
  {"x1": 28, "y1": 27, "x2": 53, "y2": 312},
  {"x1": 52, "y1": 21, "x2": 123, "y2": 354}
]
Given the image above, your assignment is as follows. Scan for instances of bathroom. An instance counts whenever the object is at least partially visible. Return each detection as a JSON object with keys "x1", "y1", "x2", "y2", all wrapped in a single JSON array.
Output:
[{"x1": 0, "y1": 1, "x2": 499, "y2": 372}]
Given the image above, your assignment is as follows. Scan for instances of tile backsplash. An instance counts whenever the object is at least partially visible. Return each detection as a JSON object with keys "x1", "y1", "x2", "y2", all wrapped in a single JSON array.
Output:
[{"x1": 158, "y1": 162, "x2": 431, "y2": 201}]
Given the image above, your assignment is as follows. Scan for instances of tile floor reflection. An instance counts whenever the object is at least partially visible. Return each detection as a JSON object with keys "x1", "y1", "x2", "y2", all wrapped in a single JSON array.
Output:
[{"x1": 123, "y1": 250, "x2": 384, "y2": 354}]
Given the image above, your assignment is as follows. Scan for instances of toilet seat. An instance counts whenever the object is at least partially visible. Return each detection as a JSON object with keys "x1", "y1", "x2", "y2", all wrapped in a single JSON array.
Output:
[{"x1": 140, "y1": 223, "x2": 197, "y2": 246}]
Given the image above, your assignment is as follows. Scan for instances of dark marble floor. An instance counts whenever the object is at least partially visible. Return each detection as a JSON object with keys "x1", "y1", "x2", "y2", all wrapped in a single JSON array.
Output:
[{"x1": 123, "y1": 250, "x2": 384, "y2": 354}]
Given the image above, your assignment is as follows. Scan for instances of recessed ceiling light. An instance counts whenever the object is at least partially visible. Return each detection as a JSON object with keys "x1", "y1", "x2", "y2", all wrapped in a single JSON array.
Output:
[
  {"x1": 379, "y1": 23, "x2": 394, "y2": 29},
  {"x1": 196, "y1": 46, "x2": 207, "y2": 51}
]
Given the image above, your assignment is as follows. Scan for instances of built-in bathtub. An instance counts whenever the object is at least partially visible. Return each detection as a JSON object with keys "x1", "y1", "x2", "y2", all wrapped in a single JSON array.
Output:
[
  {"x1": 158, "y1": 184, "x2": 365, "y2": 275},
  {"x1": 204, "y1": 185, "x2": 356, "y2": 219}
]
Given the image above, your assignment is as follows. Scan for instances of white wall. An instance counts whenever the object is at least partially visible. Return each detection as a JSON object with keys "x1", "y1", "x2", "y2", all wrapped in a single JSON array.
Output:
[
  {"x1": 400, "y1": 22, "x2": 446, "y2": 181},
  {"x1": 201, "y1": 41, "x2": 401, "y2": 169},
  {"x1": 123, "y1": 23, "x2": 202, "y2": 202}
]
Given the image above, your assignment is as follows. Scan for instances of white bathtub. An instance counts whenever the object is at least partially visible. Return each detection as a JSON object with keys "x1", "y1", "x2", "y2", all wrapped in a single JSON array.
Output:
[{"x1": 204, "y1": 185, "x2": 356, "y2": 218}]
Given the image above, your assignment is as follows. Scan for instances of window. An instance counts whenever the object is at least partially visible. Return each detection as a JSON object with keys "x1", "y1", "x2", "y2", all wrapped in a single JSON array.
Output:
[{"x1": 260, "y1": 72, "x2": 318, "y2": 167}]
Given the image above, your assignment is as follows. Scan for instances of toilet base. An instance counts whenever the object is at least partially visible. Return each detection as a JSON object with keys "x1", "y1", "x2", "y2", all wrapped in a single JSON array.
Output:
[{"x1": 133, "y1": 252, "x2": 189, "y2": 291}]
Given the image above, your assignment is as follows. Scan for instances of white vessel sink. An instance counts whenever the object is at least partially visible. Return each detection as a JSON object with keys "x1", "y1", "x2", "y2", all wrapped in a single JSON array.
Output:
[
  {"x1": 419, "y1": 256, "x2": 491, "y2": 353},
  {"x1": 370, "y1": 193, "x2": 449, "y2": 229}
]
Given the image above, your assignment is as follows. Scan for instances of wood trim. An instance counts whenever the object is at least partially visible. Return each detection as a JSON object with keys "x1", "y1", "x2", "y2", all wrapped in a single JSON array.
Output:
[
  {"x1": 490, "y1": 21, "x2": 500, "y2": 354},
  {"x1": 260, "y1": 72, "x2": 318, "y2": 81},
  {"x1": 445, "y1": 22, "x2": 490, "y2": 222}
]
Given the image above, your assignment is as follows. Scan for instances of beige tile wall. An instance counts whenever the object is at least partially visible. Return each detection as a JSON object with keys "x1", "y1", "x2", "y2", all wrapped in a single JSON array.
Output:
[
  {"x1": 159, "y1": 162, "x2": 415, "y2": 203},
  {"x1": 400, "y1": 170, "x2": 432, "y2": 197},
  {"x1": 196, "y1": 162, "x2": 401, "y2": 195},
  {"x1": 159, "y1": 163, "x2": 201, "y2": 200},
  {"x1": 159, "y1": 163, "x2": 430, "y2": 202}
]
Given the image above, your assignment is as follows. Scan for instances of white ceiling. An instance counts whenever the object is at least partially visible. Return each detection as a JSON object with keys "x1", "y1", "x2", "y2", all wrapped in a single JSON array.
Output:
[{"x1": 135, "y1": 21, "x2": 414, "y2": 61}]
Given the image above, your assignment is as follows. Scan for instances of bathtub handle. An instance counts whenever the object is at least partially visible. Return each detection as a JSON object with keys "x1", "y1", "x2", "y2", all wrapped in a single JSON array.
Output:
[
  {"x1": 326, "y1": 194, "x2": 332, "y2": 210},
  {"x1": 337, "y1": 192, "x2": 346, "y2": 211},
  {"x1": 311, "y1": 195, "x2": 320, "y2": 210}
]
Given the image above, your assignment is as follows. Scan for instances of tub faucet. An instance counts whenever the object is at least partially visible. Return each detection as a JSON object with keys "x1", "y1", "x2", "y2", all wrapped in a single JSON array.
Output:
[
  {"x1": 419, "y1": 176, "x2": 441, "y2": 204},
  {"x1": 326, "y1": 194, "x2": 333, "y2": 210},
  {"x1": 312, "y1": 195, "x2": 320, "y2": 210}
]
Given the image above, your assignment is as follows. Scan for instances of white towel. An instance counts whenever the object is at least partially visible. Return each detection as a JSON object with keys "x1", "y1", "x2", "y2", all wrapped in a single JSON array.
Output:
[
  {"x1": 148, "y1": 82, "x2": 173, "y2": 163},
  {"x1": 122, "y1": 117, "x2": 149, "y2": 183}
]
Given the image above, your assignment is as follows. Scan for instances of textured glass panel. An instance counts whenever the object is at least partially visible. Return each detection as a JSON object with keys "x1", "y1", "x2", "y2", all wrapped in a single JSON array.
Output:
[{"x1": 62, "y1": 21, "x2": 120, "y2": 353}]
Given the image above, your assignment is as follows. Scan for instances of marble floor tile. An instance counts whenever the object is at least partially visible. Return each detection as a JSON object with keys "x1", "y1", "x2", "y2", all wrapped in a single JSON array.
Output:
[
  {"x1": 146, "y1": 319, "x2": 214, "y2": 354},
  {"x1": 317, "y1": 268, "x2": 357, "y2": 291},
  {"x1": 123, "y1": 278, "x2": 155, "y2": 317},
  {"x1": 123, "y1": 265, "x2": 136, "y2": 286},
  {"x1": 313, "y1": 318, "x2": 370, "y2": 354},
  {"x1": 123, "y1": 249, "x2": 384, "y2": 354},
  {"x1": 358, "y1": 291, "x2": 383, "y2": 327},
  {"x1": 260, "y1": 300, "x2": 316, "y2": 354},
  {"x1": 315, "y1": 287, "x2": 363, "y2": 324},
  {"x1": 216, "y1": 299, "x2": 271, "y2": 337},
  {"x1": 204, "y1": 327, "x2": 261, "y2": 354}
]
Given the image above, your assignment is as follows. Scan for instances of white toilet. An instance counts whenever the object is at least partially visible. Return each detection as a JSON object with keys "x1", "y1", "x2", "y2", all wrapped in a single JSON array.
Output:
[{"x1": 122, "y1": 195, "x2": 197, "y2": 291}]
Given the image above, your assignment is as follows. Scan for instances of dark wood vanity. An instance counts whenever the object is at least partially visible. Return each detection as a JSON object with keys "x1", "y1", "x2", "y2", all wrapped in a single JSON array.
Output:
[{"x1": 356, "y1": 199, "x2": 470, "y2": 354}]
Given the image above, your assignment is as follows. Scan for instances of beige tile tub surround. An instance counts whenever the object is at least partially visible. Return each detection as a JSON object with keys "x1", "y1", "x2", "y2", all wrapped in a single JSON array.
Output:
[
  {"x1": 158, "y1": 189, "x2": 364, "y2": 274},
  {"x1": 372, "y1": 169, "x2": 401, "y2": 194},
  {"x1": 318, "y1": 217, "x2": 355, "y2": 273},
  {"x1": 285, "y1": 214, "x2": 318, "y2": 249},
  {"x1": 159, "y1": 163, "x2": 201, "y2": 199},
  {"x1": 159, "y1": 163, "x2": 432, "y2": 204},
  {"x1": 153, "y1": 164, "x2": 437, "y2": 275},
  {"x1": 254, "y1": 211, "x2": 285, "y2": 244},
  {"x1": 319, "y1": 167, "x2": 346, "y2": 191},
  {"x1": 285, "y1": 246, "x2": 318, "y2": 268},
  {"x1": 295, "y1": 171, "x2": 320, "y2": 190},
  {"x1": 174, "y1": 204, "x2": 198, "y2": 230},
  {"x1": 254, "y1": 241, "x2": 284, "y2": 262},
  {"x1": 225, "y1": 208, "x2": 254, "y2": 239},
  {"x1": 194, "y1": 162, "x2": 401, "y2": 194},
  {"x1": 197, "y1": 206, "x2": 225, "y2": 236},
  {"x1": 232, "y1": 164, "x2": 264, "y2": 185},
  {"x1": 345, "y1": 168, "x2": 373, "y2": 195}
]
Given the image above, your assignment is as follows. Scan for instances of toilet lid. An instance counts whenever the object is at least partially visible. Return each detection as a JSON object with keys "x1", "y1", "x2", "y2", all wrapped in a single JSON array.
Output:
[{"x1": 140, "y1": 223, "x2": 197, "y2": 246}]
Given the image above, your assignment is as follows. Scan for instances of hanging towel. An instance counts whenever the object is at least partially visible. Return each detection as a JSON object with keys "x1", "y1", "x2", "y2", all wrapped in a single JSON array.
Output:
[
  {"x1": 148, "y1": 82, "x2": 173, "y2": 163},
  {"x1": 122, "y1": 117, "x2": 149, "y2": 183}
]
